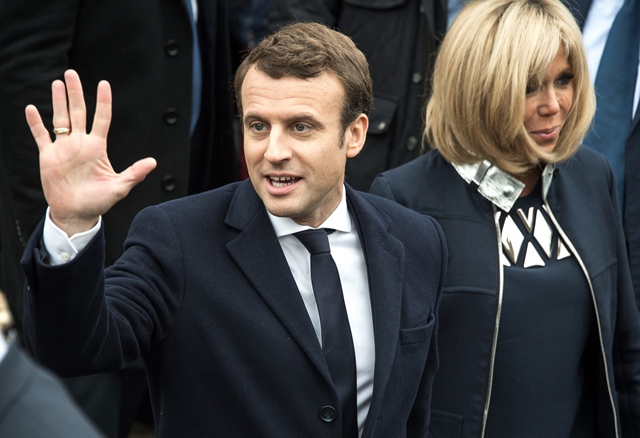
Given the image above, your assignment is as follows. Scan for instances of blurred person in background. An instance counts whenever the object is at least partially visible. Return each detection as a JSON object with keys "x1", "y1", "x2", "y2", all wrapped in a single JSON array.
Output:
[
  {"x1": 0, "y1": 0, "x2": 238, "y2": 436},
  {"x1": 0, "y1": 300, "x2": 103, "y2": 438}
]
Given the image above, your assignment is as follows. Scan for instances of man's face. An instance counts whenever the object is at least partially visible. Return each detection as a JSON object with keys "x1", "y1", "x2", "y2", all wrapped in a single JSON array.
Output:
[{"x1": 242, "y1": 67, "x2": 367, "y2": 228}]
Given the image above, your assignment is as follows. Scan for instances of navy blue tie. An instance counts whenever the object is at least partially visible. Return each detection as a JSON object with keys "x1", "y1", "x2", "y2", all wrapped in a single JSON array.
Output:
[
  {"x1": 294, "y1": 229, "x2": 358, "y2": 437},
  {"x1": 184, "y1": 0, "x2": 202, "y2": 135},
  {"x1": 583, "y1": 0, "x2": 640, "y2": 210}
]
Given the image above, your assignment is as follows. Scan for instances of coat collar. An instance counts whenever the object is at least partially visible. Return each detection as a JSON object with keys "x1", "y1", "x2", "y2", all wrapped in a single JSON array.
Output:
[
  {"x1": 224, "y1": 181, "x2": 406, "y2": 424},
  {"x1": 452, "y1": 160, "x2": 556, "y2": 212}
]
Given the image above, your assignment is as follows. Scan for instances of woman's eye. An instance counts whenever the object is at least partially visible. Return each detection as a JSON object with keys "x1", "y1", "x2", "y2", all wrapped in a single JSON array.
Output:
[
  {"x1": 526, "y1": 82, "x2": 537, "y2": 94},
  {"x1": 556, "y1": 73, "x2": 574, "y2": 86}
]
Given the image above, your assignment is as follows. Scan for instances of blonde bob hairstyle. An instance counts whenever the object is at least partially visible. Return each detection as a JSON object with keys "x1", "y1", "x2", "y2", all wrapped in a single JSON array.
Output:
[{"x1": 425, "y1": 0, "x2": 595, "y2": 175}]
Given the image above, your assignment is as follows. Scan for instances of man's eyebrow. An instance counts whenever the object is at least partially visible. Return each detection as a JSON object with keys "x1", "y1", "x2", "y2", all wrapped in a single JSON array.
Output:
[
  {"x1": 285, "y1": 113, "x2": 322, "y2": 126},
  {"x1": 243, "y1": 112, "x2": 324, "y2": 126},
  {"x1": 242, "y1": 112, "x2": 263, "y2": 123}
]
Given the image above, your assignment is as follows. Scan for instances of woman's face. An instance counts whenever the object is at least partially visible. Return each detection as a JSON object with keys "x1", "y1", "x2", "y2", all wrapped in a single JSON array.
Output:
[{"x1": 524, "y1": 48, "x2": 574, "y2": 154}]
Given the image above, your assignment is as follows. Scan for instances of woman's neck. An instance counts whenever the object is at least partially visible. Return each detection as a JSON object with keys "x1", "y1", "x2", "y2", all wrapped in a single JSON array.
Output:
[{"x1": 514, "y1": 167, "x2": 542, "y2": 197}]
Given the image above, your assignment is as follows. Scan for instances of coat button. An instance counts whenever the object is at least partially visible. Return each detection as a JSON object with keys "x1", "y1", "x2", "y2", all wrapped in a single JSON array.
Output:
[
  {"x1": 164, "y1": 108, "x2": 179, "y2": 125},
  {"x1": 165, "y1": 39, "x2": 179, "y2": 56},
  {"x1": 161, "y1": 175, "x2": 177, "y2": 192},
  {"x1": 318, "y1": 406, "x2": 336, "y2": 423},
  {"x1": 412, "y1": 72, "x2": 423, "y2": 84},
  {"x1": 407, "y1": 136, "x2": 418, "y2": 151}
]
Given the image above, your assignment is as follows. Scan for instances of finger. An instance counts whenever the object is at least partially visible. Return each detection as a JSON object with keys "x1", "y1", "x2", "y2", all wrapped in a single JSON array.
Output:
[
  {"x1": 64, "y1": 69, "x2": 87, "y2": 133},
  {"x1": 51, "y1": 80, "x2": 71, "y2": 134},
  {"x1": 113, "y1": 157, "x2": 158, "y2": 200},
  {"x1": 91, "y1": 80, "x2": 112, "y2": 140},
  {"x1": 25, "y1": 105, "x2": 53, "y2": 152}
]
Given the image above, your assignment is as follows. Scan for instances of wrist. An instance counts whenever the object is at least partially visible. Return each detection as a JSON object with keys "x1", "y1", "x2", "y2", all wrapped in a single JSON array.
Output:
[{"x1": 49, "y1": 211, "x2": 99, "y2": 237}]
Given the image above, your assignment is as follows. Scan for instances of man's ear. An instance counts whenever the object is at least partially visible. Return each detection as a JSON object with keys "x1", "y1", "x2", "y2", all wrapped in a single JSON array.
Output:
[{"x1": 345, "y1": 114, "x2": 368, "y2": 159}]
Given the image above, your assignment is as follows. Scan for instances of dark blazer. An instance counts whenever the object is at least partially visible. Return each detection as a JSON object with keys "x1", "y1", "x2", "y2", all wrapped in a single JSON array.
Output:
[
  {"x1": 269, "y1": 0, "x2": 448, "y2": 191},
  {"x1": 561, "y1": 0, "x2": 640, "y2": 304},
  {"x1": 0, "y1": 341, "x2": 103, "y2": 437},
  {"x1": 0, "y1": 0, "x2": 238, "y2": 330},
  {"x1": 21, "y1": 181, "x2": 447, "y2": 437},
  {"x1": 371, "y1": 148, "x2": 640, "y2": 436}
]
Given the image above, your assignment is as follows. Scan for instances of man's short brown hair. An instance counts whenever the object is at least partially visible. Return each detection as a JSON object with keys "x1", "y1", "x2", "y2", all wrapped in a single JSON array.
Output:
[{"x1": 234, "y1": 22, "x2": 373, "y2": 133}]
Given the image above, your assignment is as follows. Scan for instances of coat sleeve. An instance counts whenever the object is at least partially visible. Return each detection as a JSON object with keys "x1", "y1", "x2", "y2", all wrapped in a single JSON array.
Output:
[{"x1": 22, "y1": 206, "x2": 185, "y2": 377}]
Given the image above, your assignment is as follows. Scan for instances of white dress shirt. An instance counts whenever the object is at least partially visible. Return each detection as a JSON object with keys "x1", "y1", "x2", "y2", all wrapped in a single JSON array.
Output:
[
  {"x1": 43, "y1": 212, "x2": 102, "y2": 266},
  {"x1": 42, "y1": 186, "x2": 375, "y2": 435},
  {"x1": 582, "y1": 0, "x2": 640, "y2": 118}
]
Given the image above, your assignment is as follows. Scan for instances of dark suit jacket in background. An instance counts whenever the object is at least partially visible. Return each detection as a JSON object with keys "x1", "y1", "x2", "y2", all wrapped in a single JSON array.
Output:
[
  {"x1": 0, "y1": 0, "x2": 238, "y2": 332},
  {"x1": 21, "y1": 181, "x2": 447, "y2": 437},
  {"x1": 269, "y1": 0, "x2": 448, "y2": 191},
  {"x1": 0, "y1": 341, "x2": 103, "y2": 437},
  {"x1": 561, "y1": 0, "x2": 640, "y2": 304}
]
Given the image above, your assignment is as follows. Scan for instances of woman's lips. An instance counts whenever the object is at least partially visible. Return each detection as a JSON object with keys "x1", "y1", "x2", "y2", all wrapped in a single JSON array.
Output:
[{"x1": 529, "y1": 126, "x2": 558, "y2": 142}]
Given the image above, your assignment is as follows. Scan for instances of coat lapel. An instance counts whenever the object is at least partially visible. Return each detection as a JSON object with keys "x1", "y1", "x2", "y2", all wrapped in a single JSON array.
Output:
[
  {"x1": 346, "y1": 187, "x2": 405, "y2": 430},
  {"x1": 224, "y1": 181, "x2": 332, "y2": 384}
]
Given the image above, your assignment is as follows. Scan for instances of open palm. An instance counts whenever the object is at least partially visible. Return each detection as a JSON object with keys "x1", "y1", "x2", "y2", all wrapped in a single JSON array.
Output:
[{"x1": 25, "y1": 70, "x2": 157, "y2": 235}]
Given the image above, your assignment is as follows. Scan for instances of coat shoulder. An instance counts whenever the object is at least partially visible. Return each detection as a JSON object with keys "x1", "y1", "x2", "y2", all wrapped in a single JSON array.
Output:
[
  {"x1": 351, "y1": 187, "x2": 445, "y2": 246},
  {"x1": 563, "y1": 145, "x2": 613, "y2": 175}
]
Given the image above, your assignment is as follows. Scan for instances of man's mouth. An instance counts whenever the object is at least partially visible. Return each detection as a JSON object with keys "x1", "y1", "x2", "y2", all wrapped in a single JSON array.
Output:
[{"x1": 269, "y1": 176, "x2": 300, "y2": 187}]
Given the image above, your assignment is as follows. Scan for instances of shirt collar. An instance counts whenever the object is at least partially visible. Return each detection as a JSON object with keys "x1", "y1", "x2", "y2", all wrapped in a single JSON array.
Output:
[
  {"x1": 267, "y1": 186, "x2": 351, "y2": 237},
  {"x1": 452, "y1": 160, "x2": 556, "y2": 212}
]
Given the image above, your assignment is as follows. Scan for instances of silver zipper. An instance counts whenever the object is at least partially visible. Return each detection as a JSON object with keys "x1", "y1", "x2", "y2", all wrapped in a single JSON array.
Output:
[
  {"x1": 544, "y1": 201, "x2": 620, "y2": 438},
  {"x1": 480, "y1": 205, "x2": 505, "y2": 438}
]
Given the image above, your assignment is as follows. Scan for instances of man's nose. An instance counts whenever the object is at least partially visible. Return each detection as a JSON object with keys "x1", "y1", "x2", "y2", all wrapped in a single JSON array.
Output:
[{"x1": 264, "y1": 129, "x2": 293, "y2": 163}]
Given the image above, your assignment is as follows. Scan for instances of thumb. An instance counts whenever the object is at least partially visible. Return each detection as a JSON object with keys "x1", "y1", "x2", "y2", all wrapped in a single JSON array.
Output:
[{"x1": 113, "y1": 157, "x2": 158, "y2": 200}]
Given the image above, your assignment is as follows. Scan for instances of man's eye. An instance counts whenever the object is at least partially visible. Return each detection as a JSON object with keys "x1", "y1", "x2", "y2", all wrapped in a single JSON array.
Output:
[
  {"x1": 252, "y1": 123, "x2": 265, "y2": 132},
  {"x1": 293, "y1": 124, "x2": 308, "y2": 132}
]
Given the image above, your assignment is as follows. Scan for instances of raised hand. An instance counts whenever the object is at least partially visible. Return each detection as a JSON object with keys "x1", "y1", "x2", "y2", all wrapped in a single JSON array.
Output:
[{"x1": 25, "y1": 70, "x2": 157, "y2": 236}]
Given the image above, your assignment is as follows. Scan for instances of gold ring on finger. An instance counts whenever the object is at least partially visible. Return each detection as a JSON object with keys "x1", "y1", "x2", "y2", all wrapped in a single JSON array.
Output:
[{"x1": 53, "y1": 127, "x2": 71, "y2": 135}]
